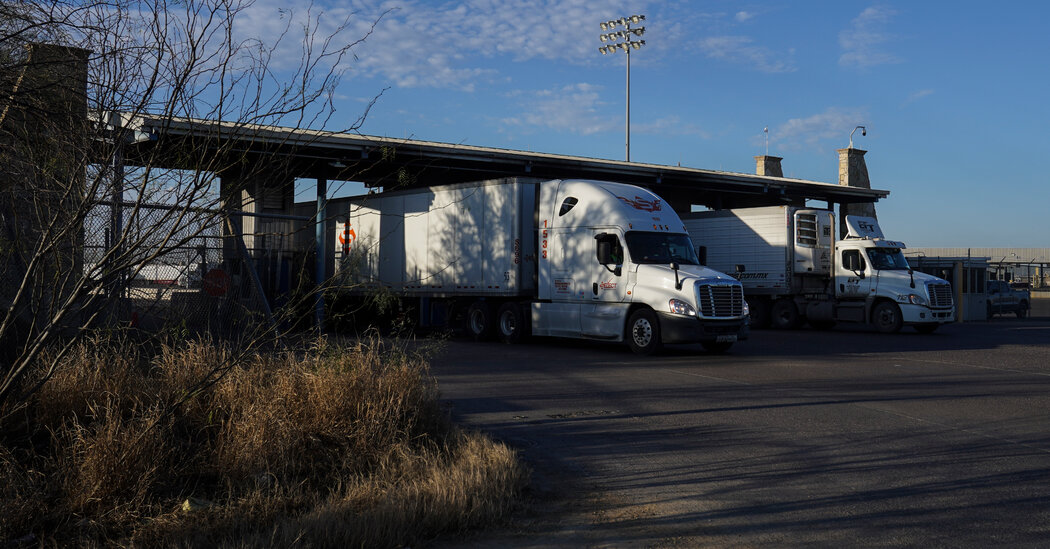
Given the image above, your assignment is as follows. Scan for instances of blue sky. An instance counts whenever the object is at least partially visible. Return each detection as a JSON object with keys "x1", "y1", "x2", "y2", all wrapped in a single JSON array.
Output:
[{"x1": 260, "y1": 1, "x2": 1050, "y2": 247}]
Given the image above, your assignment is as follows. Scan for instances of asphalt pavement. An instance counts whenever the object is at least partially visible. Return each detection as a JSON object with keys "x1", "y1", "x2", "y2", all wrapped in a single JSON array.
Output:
[{"x1": 427, "y1": 318, "x2": 1050, "y2": 547}]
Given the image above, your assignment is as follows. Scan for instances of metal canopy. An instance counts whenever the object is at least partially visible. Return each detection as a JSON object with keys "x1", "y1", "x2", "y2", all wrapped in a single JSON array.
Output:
[{"x1": 123, "y1": 114, "x2": 889, "y2": 209}]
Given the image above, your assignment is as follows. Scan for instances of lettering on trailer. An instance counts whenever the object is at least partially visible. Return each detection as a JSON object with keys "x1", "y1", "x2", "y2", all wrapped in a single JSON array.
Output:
[
  {"x1": 554, "y1": 278, "x2": 572, "y2": 295},
  {"x1": 616, "y1": 195, "x2": 662, "y2": 212},
  {"x1": 823, "y1": 226, "x2": 832, "y2": 237},
  {"x1": 733, "y1": 272, "x2": 770, "y2": 280},
  {"x1": 599, "y1": 281, "x2": 617, "y2": 290},
  {"x1": 513, "y1": 238, "x2": 521, "y2": 265}
]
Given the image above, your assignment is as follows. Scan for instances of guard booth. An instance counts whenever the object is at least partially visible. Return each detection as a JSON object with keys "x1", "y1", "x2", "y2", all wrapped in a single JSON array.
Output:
[{"x1": 907, "y1": 256, "x2": 991, "y2": 322}]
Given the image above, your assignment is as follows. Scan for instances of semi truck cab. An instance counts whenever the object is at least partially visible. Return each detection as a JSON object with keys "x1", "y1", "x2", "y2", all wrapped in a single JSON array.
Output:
[
  {"x1": 832, "y1": 217, "x2": 955, "y2": 332},
  {"x1": 533, "y1": 180, "x2": 749, "y2": 354}
]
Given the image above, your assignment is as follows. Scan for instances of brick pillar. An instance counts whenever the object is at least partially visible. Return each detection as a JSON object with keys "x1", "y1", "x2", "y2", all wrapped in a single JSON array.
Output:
[
  {"x1": 754, "y1": 155, "x2": 783, "y2": 177},
  {"x1": 837, "y1": 148, "x2": 877, "y2": 238}
]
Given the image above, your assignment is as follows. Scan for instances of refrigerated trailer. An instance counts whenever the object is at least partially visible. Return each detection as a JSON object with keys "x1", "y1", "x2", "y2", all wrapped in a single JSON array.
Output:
[
  {"x1": 683, "y1": 206, "x2": 955, "y2": 333},
  {"x1": 336, "y1": 178, "x2": 749, "y2": 354}
]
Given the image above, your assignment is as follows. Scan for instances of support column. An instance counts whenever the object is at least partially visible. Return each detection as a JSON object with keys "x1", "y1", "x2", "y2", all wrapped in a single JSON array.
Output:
[{"x1": 315, "y1": 177, "x2": 327, "y2": 331}]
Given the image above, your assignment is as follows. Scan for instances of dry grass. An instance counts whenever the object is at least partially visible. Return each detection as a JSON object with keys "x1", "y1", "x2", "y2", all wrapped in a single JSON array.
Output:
[{"x1": 0, "y1": 334, "x2": 527, "y2": 547}]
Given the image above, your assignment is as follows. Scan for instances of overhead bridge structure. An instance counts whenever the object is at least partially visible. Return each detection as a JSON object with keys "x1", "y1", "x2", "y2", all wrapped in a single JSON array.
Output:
[
  {"x1": 121, "y1": 115, "x2": 888, "y2": 212},
  {"x1": 114, "y1": 114, "x2": 889, "y2": 329}
]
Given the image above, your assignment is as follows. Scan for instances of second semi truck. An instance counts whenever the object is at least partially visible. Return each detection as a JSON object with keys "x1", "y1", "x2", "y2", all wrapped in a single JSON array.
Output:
[
  {"x1": 337, "y1": 178, "x2": 750, "y2": 354},
  {"x1": 683, "y1": 206, "x2": 954, "y2": 333}
]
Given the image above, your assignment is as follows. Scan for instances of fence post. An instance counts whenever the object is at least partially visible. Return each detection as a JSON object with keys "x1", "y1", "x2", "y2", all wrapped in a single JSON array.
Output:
[{"x1": 315, "y1": 178, "x2": 327, "y2": 331}]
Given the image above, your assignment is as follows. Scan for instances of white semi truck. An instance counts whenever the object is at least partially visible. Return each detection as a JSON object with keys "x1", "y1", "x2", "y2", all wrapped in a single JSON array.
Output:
[
  {"x1": 682, "y1": 206, "x2": 955, "y2": 333},
  {"x1": 337, "y1": 178, "x2": 750, "y2": 354}
]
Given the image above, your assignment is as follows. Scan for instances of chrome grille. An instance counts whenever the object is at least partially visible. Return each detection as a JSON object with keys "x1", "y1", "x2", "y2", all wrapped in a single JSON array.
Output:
[
  {"x1": 927, "y1": 283, "x2": 954, "y2": 308},
  {"x1": 696, "y1": 283, "x2": 745, "y2": 318}
]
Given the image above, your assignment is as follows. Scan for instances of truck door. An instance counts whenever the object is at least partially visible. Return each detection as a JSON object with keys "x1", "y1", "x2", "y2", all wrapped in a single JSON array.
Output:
[
  {"x1": 581, "y1": 230, "x2": 629, "y2": 338},
  {"x1": 836, "y1": 247, "x2": 873, "y2": 299}
]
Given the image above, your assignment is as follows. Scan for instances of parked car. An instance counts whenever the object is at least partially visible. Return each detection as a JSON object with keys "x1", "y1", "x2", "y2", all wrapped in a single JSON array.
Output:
[{"x1": 987, "y1": 280, "x2": 1030, "y2": 319}]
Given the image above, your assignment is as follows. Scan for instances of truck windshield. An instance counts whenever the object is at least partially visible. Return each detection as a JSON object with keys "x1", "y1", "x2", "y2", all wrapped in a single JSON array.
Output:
[
  {"x1": 624, "y1": 232, "x2": 700, "y2": 265},
  {"x1": 866, "y1": 248, "x2": 911, "y2": 270}
]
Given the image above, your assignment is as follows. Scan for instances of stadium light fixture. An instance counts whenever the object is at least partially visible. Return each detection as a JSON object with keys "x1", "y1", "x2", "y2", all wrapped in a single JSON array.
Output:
[{"x1": 597, "y1": 14, "x2": 647, "y2": 161}]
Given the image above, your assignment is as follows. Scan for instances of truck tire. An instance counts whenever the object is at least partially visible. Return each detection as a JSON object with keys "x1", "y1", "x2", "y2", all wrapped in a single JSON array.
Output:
[
  {"x1": 702, "y1": 341, "x2": 733, "y2": 354},
  {"x1": 626, "y1": 309, "x2": 662, "y2": 355},
  {"x1": 496, "y1": 302, "x2": 527, "y2": 344},
  {"x1": 747, "y1": 297, "x2": 771, "y2": 329},
  {"x1": 872, "y1": 301, "x2": 903, "y2": 333},
  {"x1": 770, "y1": 298, "x2": 800, "y2": 330},
  {"x1": 1017, "y1": 302, "x2": 1029, "y2": 319},
  {"x1": 467, "y1": 301, "x2": 496, "y2": 341}
]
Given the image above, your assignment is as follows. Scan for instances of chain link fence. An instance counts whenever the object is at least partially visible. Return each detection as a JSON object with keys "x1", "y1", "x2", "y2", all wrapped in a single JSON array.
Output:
[{"x1": 83, "y1": 201, "x2": 316, "y2": 342}]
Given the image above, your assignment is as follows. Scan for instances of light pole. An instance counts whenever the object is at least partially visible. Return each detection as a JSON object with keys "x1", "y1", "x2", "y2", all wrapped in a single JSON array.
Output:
[{"x1": 599, "y1": 14, "x2": 646, "y2": 162}]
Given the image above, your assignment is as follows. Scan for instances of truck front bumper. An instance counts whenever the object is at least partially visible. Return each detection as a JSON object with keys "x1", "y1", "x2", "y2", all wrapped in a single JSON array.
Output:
[
  {"x1": 658, "y1": 312, "x2": 750, "y2": 344},
  {"x1": 901, "y1": 304, "x2": 955, "y2": 324}
]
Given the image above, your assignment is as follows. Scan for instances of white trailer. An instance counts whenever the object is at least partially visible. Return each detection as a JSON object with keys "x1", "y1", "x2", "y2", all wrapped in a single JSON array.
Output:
[
  {"x1": 337, "y1": 178, "x2": 750, "y2": 354},
  {"x1": 683, "y1": 206, "x2": 955, "y2": 333}
]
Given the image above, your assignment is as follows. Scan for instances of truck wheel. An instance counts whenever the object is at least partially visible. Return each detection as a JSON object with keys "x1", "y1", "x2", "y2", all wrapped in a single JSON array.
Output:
[
  {"x1": 467, "y1": 301, "x2": 496, "y2": 341},
  {"x1": 626, "y1": 309, "x2": 662, "y2": 355},
  {"x1": 770, "y1": 298, "x2": 800, "y2": 330},
  {"x1": 747, "y1": 297, "x2": 771, "y2": 329},
  {"x1": 1017, "y1": 302, "x2": 1029, "y2": 319},
  {"x1": 872, "y1": 302, "x2": 903, "y2": 333},
  {"x1": 914, "y1": 323, "x2": 939, "y2": 334},
  {"x1": 497, "y1": 302, "x2": 527, "y2": 344},
  {"x1": 702, "y1": 341, "x2": 733, "y2": 354}
]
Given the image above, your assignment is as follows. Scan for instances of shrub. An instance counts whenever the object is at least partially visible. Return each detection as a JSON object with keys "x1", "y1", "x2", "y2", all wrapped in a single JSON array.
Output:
[{"x1": 0, "y1": 334, "x2": 527, "y2": 547}]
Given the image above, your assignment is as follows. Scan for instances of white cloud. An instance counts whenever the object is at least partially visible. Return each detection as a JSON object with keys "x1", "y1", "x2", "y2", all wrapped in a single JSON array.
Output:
[
  {"x1": 839, "y1": 6, "x2": 901, "y2": 68},
  {"x1": 699, "y1": 36, "x2": 795, "y2": 73},
  {"x1": 735, "y1": 11, "x2": 755, "y2": 22},
  {"x1": 771, "y1": 107, "x2": 868, "y2": 151},
  {"x1": 235, "y1": 0, "x2": 648, "y2": 91},
  {"x1": 499, "y1": 83, "x2": 616, "y2": 135},
  {"x1": 903, "y1": 88, "x2": 935, "y2": 105}
]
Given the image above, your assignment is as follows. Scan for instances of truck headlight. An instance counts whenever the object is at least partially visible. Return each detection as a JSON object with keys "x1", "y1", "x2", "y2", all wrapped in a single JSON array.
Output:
[
  {"x1": 669, "y1": 299, "x2": 696, "y2": 316},
  {"x1": 743, "y1": 299, "x2": 750, "y2": 317},
  {"x1": 901, "y1": 293, "x2": 928, "y2": 306}
]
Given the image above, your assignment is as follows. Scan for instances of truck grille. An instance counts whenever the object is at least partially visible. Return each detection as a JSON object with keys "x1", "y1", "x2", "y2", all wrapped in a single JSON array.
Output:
[
  {"x1": 696, "y1": 283, "x2": 745, "y2": 318},
  {"x1": 927, "y1": 283, "x2": 954, "y2": 308}
]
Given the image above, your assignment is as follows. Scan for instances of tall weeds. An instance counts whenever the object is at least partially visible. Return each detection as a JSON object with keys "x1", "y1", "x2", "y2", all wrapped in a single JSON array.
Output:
[{"x1": 0, "y1": 334, "x2": 527, "y2": 547}]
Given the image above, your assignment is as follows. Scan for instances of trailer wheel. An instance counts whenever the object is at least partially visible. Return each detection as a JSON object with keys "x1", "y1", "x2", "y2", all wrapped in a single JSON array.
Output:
[
  {"x1": 626, "y1": 309, "x2": 662, "y2": 355},
  {"x1": 872, "y1": 301, "x2": 903, "y2": 333},
  {"x1": 497, "y1": 302, "x2": 527, "y2": 344},
  {"x1": 467, "y1": 301, "x2": 496, "y2": 341},
  {"x1": 747, "y1": 297, "x2": 771, "y2": 329},
  {"x1": 770, "y1": 298, "x2": 800, "y2": 330}
]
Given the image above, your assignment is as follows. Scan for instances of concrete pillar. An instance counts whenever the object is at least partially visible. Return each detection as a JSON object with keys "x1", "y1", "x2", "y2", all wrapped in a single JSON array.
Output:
[
  {"x1": 754, "y1": 155, "x2": 784, "y2": 177},
  {"x1": 837, "y1": 147, "x2": 877, "y2": 238},
  {"x1": 0, "y1": 43, "x2": 90, "y2": 329}
]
